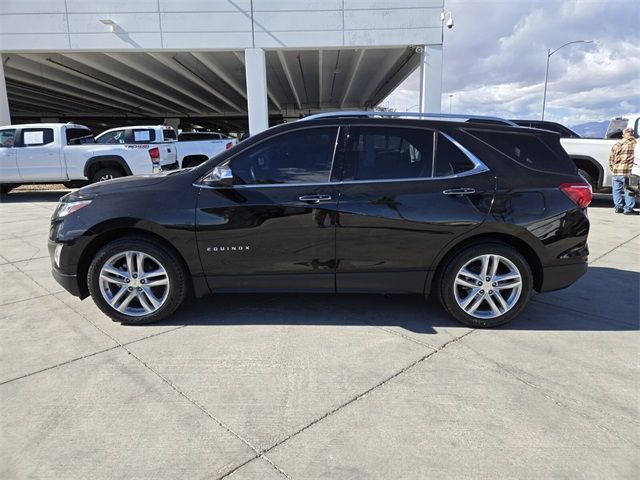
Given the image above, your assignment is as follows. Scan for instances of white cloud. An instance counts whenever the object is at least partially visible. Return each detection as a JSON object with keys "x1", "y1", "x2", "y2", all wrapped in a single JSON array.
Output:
[{"x1": 382, "y1": 0, "x2": 640, "y2": 127}]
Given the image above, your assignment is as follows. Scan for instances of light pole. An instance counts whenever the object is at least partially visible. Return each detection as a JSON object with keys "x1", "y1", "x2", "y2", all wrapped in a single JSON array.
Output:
[
  {"x1": 541, "y1": 40, "x2": 593, "y2": 120},
  {"x1": 448, "y1": 94, "x2": 453, "y2": 113}
]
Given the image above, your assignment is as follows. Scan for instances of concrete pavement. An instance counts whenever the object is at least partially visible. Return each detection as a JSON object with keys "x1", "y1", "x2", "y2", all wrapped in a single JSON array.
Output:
[{"x1": 1, "y1": 188, "x2": 638, "y2": 479}]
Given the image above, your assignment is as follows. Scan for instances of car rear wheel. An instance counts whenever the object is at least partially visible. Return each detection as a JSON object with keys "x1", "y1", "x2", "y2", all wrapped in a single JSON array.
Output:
[
  {"x1": 87, "y1": 236, "x2": 188, "y2": 324},
  {"x1": 437, "y1": 243, "x2": 533, "y2": 328}
]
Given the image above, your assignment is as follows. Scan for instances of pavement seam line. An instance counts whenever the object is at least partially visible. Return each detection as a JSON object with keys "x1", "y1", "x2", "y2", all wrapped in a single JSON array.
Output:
[
  {"x1": 0, "y1": 326, "x2": 187, "y2": 386},
  {"x1": 52, "y1": 295, "x2": 294, "y2": 480},
  {"x1": 590, "y1": 231, "x2": 640, "y2": 264},
  {"x1": 449, "y1": 339, "x2": 640, "y2": 446},
  {"x1": 255, "y1": 330, "x2": 476, "y2": 457},
  {"x1": 0, "y1": 345, "x2": 119, "y2": 386}
]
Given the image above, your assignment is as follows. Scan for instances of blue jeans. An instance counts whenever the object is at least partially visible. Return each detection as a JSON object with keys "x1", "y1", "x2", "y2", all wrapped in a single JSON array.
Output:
[{"x1": 612, "y1": 175, "x2": 636, "y2": 212}]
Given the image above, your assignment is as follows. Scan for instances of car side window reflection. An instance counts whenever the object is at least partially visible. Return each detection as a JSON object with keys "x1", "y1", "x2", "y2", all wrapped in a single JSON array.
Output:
[
  {"x1": 341, "y1": 127, "x2": 435, "y2": 181},
  {"x1": 229, "y1": 127, "x2": 338, "y2": 185}
]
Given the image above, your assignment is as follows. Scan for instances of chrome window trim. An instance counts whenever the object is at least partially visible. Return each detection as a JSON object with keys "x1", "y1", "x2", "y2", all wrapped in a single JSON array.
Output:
[{"x1": 195, "y1": 128, "x2": 490, "y2": 190}]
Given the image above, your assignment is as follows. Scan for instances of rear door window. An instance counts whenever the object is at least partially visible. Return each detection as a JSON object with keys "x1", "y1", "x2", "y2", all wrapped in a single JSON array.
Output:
[
  {"x1": 464, "y1": 129, "x2": 568, "y2": 173},
  {"x1": 340, "y1": 126, "x2": 435, "y2": 181},
  {"x1": 21, "y1": 128, "x2": 54, "y2": 147}
]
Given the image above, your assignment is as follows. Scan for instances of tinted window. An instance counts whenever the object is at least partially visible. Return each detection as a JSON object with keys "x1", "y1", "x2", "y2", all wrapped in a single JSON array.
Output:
[
  {"x1": 341, "y1": 127, "x2": 434, "y2": 181},
  {"x1": 435, "y1": 134, "x2": 476, "y2": 176},
  {"x1": 21, "y1": 128, "x2": 54, "y2": 146},
  {"x1": 230, "y1": 127, "x2": 338, "y2": 185},
  {"x1": 0, "y1": 129, "x2": 16, "y2": 148},
  {"x1": 163, "y1": 129, "x2": 177, "y2": 141},
  {"x1": 179, "y1": 132, "x2": 223, "y2": 141},
  {"x1": 132, "y1": 129, "x2": 155, "y2": 143},
  {"x1": 66, "y1": 128, "x2": 95, "y2": 145},
  {"x1": 465, "y1": 129, "x2": 566, "y2": 173},
  {"x1": 96, "y1": 130, "x2": 125, "y2": 144}
]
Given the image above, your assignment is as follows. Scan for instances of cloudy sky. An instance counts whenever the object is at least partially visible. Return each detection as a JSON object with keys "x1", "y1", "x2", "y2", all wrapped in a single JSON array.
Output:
[{"x1": 383, "y1": 0, "x2": 640, "y2": 127}]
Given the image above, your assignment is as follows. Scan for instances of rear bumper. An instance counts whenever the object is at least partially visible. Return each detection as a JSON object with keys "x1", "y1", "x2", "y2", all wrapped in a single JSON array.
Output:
[{"x1": 538, "y1": 262, "x2": 588, "y2": 292}]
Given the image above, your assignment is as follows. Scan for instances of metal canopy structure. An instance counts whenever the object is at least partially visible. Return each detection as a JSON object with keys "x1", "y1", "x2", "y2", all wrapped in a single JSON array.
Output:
[{"x1": 3, "y1": 48, "x2": 419, "y2": 129}]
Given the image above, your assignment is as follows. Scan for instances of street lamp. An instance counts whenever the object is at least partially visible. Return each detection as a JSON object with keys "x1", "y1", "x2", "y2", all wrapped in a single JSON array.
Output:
[
  {"x1": 448, "y1": 94, "x2": 453, "y2": 113},
  {"x1": 541, "y1": 40, "x2": 593, "y2": 120}
]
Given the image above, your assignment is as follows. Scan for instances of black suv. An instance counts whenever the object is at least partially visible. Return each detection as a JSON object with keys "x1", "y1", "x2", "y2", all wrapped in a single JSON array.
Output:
[{"x1": 49, "y1": 113, "x2": 591, "y2": 328}]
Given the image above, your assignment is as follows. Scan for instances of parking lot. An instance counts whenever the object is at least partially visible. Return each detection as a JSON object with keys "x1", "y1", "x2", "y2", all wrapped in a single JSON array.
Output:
[{"x1": 0, "y1": 187, "x2": 638, "y2": 479}]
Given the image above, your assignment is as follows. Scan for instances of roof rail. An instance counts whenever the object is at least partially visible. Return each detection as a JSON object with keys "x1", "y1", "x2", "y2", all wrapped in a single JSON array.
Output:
[{"x1": 300, "y1": 111, "x2": 517, "y2": 126}]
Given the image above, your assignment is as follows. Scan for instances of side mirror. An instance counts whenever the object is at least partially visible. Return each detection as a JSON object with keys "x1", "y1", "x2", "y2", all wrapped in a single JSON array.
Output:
[{"x1": 204, "y1": 164, "x2": 234, "y2": 187}]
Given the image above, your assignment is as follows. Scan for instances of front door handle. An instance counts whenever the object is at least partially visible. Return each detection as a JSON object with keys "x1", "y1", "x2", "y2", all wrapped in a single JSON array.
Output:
[
  {"x1": 442, "y1": 188, "x2": 476, "y2": 196},
  {"x1": 298, "y1": 194, "x2": 332, "y2": 203}
]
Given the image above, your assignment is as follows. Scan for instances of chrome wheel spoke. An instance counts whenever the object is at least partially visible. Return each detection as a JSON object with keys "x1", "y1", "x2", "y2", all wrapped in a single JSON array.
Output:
[
  {"x1": 136, "y1": 291, "x2": 154, "y2": 313},
  {"x1": 466, "y1": 294, "x2": 485, "y2": 314},
  {"x1": 455, "y1": 277, "x2": 479, "y2": 289},
  {"x1": 117, "y1": 291, "x2": 137, "y2": 312},
  {"x1": 460, "y1": 288, "x2": 481, "y2": 309},
  {"x1": 494, "y1": 279, "x2": 521, "y2": 290},
  {"x1": 100, "y1": 268, "x2": 128, "y2": 285},
  {"x1": 141, "y1": 287, "x2": 161, "y2": 309},
  {"x1": 493, "y1": 290, "x2": 510, "y2": 311},
  {"x1": 494, "y1": 272, "x2": 520, "y2": 283},
  {"x1": 485, "y1": 294, "x2": 503, "y2": 316},
  {"x1": 125, "y1": 252, "x2": 136, "y2": 276},
  {"x1": 108, "y1": 286, "x2": 128, "y2": 307}
]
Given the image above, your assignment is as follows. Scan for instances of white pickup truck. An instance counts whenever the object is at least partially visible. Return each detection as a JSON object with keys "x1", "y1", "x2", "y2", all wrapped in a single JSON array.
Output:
[
  {"x1": 95, "y1": 125, "x2": 237, "y2": 169},
  {"x1": 561, "y1": 115, "x2": 640, "y2": 193},
  {"x1": 0, "y1": 123, "x2": 176, "y2": 193}
]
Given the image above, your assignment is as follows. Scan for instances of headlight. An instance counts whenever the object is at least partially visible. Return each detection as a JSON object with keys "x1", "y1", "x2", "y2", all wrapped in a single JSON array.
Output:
[{"x1": 56, "y1": 200, "x2": 92, "y2": 218}]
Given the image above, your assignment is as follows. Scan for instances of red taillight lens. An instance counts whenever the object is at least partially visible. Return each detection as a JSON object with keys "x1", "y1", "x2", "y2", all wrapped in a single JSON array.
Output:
[
  {"x1": 149, "y1": 147, "x2": 160, "y2": 163},
  {"x1": 225, "y1": 142, "x2": 233, "y2": 150},
  {"x1": 560, "y1": 182, "x2": 592, "y2": 208}
]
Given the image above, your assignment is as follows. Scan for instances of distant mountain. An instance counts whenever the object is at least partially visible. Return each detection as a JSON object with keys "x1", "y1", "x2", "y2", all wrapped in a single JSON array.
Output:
[{"x1": 571, "y1": 121, "x2": 608, "y2": 139}]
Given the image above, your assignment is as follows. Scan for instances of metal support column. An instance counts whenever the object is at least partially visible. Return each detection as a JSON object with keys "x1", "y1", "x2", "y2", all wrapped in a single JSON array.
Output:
[
  {"x1": 245, "y1": 48, "x2": 269, "y2": 135},
  {"x1": 418, "y1": 45, "x2": 443, "y2": 113}
]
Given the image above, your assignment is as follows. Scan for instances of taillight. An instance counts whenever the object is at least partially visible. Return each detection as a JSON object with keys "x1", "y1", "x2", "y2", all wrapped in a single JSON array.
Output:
[
  {"x1": 560, "y1": 182, "x2": 592, "y2": 208},
  {"x1": 225, "y1": 142, "x2": 233, "y2": 150},
  {"x1": 149, "y1": 147, "x2": 160, "y2": 163}
]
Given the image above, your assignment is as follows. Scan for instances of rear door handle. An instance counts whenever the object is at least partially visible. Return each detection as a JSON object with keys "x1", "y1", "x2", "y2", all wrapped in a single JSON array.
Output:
[
  {"x1": 298, "y1": 194, "x2": 332, "y2": 203},
  {"x1": 442, "y1": 188, "x2": 476, "y2": 196}
]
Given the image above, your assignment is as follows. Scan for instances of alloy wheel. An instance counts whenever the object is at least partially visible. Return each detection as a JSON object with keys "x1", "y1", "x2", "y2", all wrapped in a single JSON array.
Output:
[
  {"x1": 453, "y1": 254, "x2": 523, "y2": 319},
  {"x1": 98, "y1": 250, "x2": 170, "y2": 317}
]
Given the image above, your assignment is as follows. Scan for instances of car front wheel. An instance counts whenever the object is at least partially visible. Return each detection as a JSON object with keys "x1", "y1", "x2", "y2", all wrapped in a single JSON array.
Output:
[
  {"x1": 87, "y1": 236, "x2": 187, "y2": 324},
  {"x1": 438, "y1": 243, "x2": 533, "y2": 328}
]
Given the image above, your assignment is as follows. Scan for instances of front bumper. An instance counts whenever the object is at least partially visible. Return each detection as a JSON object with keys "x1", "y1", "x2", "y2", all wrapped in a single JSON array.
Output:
[{"x1": 48, "y1": 240, "x2": 86, "y2": 299}]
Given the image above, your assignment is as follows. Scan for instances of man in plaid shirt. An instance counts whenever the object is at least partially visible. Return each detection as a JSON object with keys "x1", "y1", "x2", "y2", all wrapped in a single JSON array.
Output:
[{"x1": 608, "y1": 127, "x2": 638, "y2": 215}]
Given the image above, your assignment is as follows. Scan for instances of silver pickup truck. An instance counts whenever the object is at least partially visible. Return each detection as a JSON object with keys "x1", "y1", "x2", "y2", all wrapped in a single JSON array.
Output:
[{"x1": 0, "y1": 123, "x2": 177, "y2": 193}]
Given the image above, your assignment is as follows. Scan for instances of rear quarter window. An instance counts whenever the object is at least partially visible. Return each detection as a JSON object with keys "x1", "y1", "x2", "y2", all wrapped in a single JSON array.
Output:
[{"x1": 463, "y1": 129, "x2": 575, "y2": 174}]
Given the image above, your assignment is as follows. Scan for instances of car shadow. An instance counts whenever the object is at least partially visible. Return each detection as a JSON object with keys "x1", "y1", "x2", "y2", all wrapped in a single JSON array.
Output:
[
  {"x1": 1, "y1": 189, "x2": 70, "y2": 203},
  {"x1": 151, "y1": 266, "x2": 639, "y2": 333}
]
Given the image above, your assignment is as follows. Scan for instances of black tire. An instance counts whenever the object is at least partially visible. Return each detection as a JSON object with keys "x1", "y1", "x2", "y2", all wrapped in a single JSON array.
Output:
[
  {"x1": 91, "y1": 167, "x2": 124, "y2": 184},
  {"x1": 578, "y1": 169, "x2": 595, "y2": 189},
  {"x1": 437, "y1": 243, "x2": 533, "y2": 328},
  {"x1": 87, "y1": 236, "x2": 188, "y2": 324}
]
